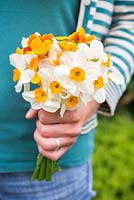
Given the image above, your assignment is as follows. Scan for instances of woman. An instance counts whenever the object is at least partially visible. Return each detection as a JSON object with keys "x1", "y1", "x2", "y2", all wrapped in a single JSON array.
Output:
[{"x1": 0, "y1": 0, "x2": 134, "y2": 199}]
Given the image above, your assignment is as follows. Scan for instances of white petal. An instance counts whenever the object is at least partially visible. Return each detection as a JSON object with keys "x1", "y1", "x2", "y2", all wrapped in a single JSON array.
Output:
[
  {"x1": 49, "y1": 51, "x2": 58, "y2": 64},
  {"x1": 15, "y1": 82, "x2": 22, "y2": 93},
  {"x1": 21, "y1": 37, "x2": 28, "y2": 48},
  {"x1": 20, "y1": 70, "x2": 35, "y2": 84},
  {"x1": 62, "y1": 80, "x2": 77, "y2": 95},
  {"x1": 22, "y1": 91, "x2": 35, "y2": 103},
  {"x1": 60, "y1": 52, "x2": 74, "y2": 67},
  {"x1": 93, "y1": 88, "x2": 106, "y2": 103},
  {"x1": 50, "y1": 37, "x2": 61, "y2": 52},
  {"x1": 42, "y1": 100, "x2": 60, "y2": 113},
  {"x1": 77, "y1": 79, "x2": 94, "y2": 95},
  {"x1": 87, "y1": 40, "x2": 104, "y2": 59},
  {"x1": 9, "y1": 54, "x2": 27, "y2": 70},
  {"x1": 31, "y1": 102, "x2": 42, "y2": 110},
  {"x1": 73, "y1": 51, "x2": 87, "y2": 67},
  {"x1": 54, "y1": 65, "x2": 69, "y2": 78},
  {"x1": 90, "y1": 40, "x2": 104, "y2": 52},
  {"x1": 78, "y1": 43, "x2": 90, "y2": 53},
  {"x1": 39, "y1": 68, "x2": 53, "y2": 83}
]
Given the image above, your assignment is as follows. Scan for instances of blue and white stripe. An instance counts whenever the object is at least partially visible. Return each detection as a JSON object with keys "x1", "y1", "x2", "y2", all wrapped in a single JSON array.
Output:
[{"x1": 78, "y1": 0, "x2": 134, "y2": 134}]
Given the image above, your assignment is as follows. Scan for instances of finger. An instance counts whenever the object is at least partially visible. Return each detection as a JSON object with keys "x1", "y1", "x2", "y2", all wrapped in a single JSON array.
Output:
[
  {"x1": 25, "y1": 108, "x2": 38, "y2": 119},
  {"x1": 34, "y1": 129, "x2": 78, "y2": 151},
  {"x1": 38, "y1": 109, "x2": 81, "y2": 124},
  {"x1": 36, "y1": 120, "x2": 82, "y2": 137},
  {"x1": 38, "y1": 145, "x2": 70, "y2": 161}
]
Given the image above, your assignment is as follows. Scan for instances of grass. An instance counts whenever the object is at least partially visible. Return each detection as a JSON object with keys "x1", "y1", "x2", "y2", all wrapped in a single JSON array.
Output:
[{"x1": 92, "y1": 110, "x2": 134, "y2": 200}]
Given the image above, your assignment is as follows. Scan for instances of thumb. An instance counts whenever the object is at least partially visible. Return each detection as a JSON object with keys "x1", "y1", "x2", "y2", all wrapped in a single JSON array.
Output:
[{"x1": 25, "y1": 108, "x2": 38, "y2": 119}]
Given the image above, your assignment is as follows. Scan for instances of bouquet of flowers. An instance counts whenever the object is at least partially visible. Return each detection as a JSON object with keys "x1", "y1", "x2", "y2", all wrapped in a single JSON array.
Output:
[{"x1": 9, "y1": 27, "x2": 124, "y2": 181}]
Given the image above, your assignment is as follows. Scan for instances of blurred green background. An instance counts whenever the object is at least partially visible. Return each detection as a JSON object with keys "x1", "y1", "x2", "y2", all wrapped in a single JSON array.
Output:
[{"x1": 92, "y1": 76, "x2": 134, "y2": 200}]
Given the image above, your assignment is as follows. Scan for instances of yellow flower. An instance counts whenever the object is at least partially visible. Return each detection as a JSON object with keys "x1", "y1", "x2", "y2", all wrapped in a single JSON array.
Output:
[
  {"x1": 31, "y1": 37, "x2": 52, "y2": 55},
  {"x1": 58, "y1": 41, "x2": 78, "y2": 52},
  {"x1": 70, "y1": 67, "x2": 85, "y2": 82},
  {"x1": 31, "y1": 72, "x2": 41, "y2": 84},
  {"x1": 27, "y1": 34, "x2": 38, "y2": 47},
  {"x1": 93, "y1": 76, "x2": 104, "y2": 89},
  {"x1": 49, "y1": 81, "x2": 62, "y2": 94},
  {"x1": 41, "y1": 33, "x2": 53, "y2": 42},
  {"x1": 66, "y1": 96, "x2": 78, "y2": 108},
  {"x1": 34, "y1": 87, "x2": 48, "y2": 102},
  {"x1": 13, "y1": 68, "x2": 21, "y2": 82},
  {"x1": 67, "y1": 27, "x2": 95, "y2": 44}
]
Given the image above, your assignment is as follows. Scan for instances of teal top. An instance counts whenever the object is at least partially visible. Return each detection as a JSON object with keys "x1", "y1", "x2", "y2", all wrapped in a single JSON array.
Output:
[{"x1": 0, "y1": 0, "x2": 95, "y2": 172}]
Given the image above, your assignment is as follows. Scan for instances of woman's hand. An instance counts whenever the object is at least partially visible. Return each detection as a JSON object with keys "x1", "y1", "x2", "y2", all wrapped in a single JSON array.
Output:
[{"x1": 26, "y1": 100, "x2": 100, "y2": 161}]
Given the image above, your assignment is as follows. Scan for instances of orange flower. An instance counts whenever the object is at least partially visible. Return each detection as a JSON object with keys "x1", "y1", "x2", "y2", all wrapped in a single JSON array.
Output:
[
  {"x1": 58, "y1": 41, "x2": 78, "y2": 52},
  {"x1": 41, "y1": 33, "x2": 53, "y2": 42},
  {"x1": 25, "y1": 33, "x2": 53, "y2": 55},
  {"x1": 27, "y1": 34, "x2": 38, "y2": 47},
  {"x1": 67, "y1": 27, "x2": 95, "y2": 44},
  {"x1": 30, "y1": 37, "x2": 52, "y2": 55}
]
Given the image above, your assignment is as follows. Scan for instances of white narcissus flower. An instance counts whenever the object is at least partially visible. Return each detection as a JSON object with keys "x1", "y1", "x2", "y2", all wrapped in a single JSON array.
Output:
[
  {"x1": 55, "y1": 45, "x2": 98, "y2": 102},
  {"x1": 86, "y1": 40, "x2": 106, "y2": 61},
  {"x1": 60, "y1": 95, "x2": 86, "y2": 117},
  {"x1": 22, "y1": 87, "x2": 61, "y2": 113},
  {"x1": 9, "y1": 53, "x2": 37, "y2": 92}
]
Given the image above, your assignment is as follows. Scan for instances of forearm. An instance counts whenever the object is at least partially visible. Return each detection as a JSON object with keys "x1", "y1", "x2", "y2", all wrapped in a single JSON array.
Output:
[{"x1": 98, "y1": 0, "x2": 134, "y2": 116}]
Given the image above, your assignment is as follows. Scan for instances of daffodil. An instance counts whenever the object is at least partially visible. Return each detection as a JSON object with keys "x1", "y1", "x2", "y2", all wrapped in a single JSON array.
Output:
[
  {"x1": 60, "y1": 94, "x2": 86, "y2": 117},
  {"x1": 67, "y1": 27, "x2": 95, "y2": 44},
  {"x1": 22, "y1": 87, "x2": 61, "y2": 113},
  {"x1": 9, "y1": 53, "x2": 38, "y2": 92},
  {"x1": 86, "y1": 40, "x2": 106, "y2": 61},
  {"x1": 21, "y1": 32, "x2": 41, "y2": 48},
  {"x1": 55, "y1": 46, "x2": 95, "y2": 98}
]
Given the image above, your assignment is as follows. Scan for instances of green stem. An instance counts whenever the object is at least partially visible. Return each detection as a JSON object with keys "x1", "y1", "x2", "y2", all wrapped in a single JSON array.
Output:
[
  {"x1": 31, "y1": 154, "x2": 44, "y2": 181},
  {"x1": 38, "y1": 157, "x2": 46, "y2": 181},
  {"x1": 45, "y1": 159, "x2": 54, "y2": 181},
  {"x1": 31, "y1": 154, "x2": 62, "y2": 182}
]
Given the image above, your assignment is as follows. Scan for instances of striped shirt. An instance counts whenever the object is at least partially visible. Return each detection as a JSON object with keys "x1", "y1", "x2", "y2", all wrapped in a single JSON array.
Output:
[{"x1": 80, "y1": 0, "x2": 134, "y2": 134}]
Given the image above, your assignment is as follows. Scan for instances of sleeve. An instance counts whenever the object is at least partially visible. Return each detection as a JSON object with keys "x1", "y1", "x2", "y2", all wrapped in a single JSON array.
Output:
[{"x1": 98, "y1": 0, "x2": 134, "y2": 116}]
